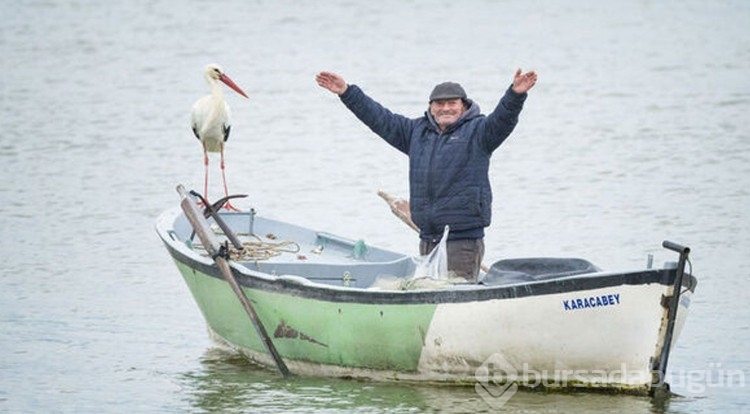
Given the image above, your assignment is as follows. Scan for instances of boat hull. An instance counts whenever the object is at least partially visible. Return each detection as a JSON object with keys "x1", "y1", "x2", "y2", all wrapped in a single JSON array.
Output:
[{"x1": 157, "y1": 207, "x2": 696, "y2": 394}]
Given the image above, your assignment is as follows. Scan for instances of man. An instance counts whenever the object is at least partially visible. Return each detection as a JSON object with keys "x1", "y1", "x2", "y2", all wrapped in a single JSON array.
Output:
[{"x1": 315, "y1": 69, "x2": 537, "y2": 281}]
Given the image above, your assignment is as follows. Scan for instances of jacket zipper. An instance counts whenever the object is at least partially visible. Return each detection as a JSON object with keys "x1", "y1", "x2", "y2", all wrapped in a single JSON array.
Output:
[{"x1": 425, "y1": 131, "x2": 444, "y2": 240}]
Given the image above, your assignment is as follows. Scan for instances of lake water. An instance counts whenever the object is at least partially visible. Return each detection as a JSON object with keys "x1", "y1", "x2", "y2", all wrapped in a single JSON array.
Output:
[{"x1": 1, "y1": 0, "x2": 748, "y2": 412}]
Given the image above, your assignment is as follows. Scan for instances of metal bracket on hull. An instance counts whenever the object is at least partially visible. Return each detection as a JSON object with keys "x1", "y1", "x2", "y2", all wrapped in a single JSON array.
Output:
[{"x1": 650, "y1": 240, "x2": 691, "y2": 397}]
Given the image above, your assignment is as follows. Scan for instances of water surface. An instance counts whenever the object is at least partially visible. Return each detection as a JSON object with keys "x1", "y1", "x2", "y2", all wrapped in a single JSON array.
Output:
[{"x1": 1, "y1": 0, "x2": 748, "y2": 412}]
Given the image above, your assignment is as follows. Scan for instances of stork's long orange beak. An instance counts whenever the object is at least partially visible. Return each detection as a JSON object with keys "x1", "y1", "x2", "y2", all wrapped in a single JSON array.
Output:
[{"x1": 219, "y1": 74, "x2": 249, "y2": 98}]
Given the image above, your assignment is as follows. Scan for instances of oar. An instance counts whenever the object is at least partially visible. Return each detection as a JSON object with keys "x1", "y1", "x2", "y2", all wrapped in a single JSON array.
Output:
[
  {"x1": 176, "y1": 185, "x2": 291, "y2": 377},
  {"x1": 377, "y1": 190, "x2": 419, "y2": 232},
  {"x1": 377, "y1": 189, "x2": 489, "y2": 273}
]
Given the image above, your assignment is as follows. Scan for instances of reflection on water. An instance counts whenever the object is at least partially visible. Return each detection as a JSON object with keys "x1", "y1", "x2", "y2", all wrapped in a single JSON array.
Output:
[
  {"x1": 180, "y1": 348, "x2": 686, "y2": 413},
  {"x1": 180, "y1": 347, "x2": 436, "y2": 413}
]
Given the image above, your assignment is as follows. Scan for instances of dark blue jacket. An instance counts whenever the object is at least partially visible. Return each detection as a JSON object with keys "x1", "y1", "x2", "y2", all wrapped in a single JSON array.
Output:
[{"x1": 339, "y1": 85, "x2": 527, "y2": 241}]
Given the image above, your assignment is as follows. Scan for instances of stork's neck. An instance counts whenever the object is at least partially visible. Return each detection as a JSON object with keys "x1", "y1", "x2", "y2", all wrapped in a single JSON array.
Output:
[
  {"x1": 207, "y1": 75, "x2": 224, "y2": 100},
  {"x1": 205, "y1": 75, "x2": 226, "y2": 117}
]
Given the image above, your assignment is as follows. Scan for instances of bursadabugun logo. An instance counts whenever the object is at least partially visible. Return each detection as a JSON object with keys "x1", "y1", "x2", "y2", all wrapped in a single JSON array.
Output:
[{"x1": 475, "y1": 353, "x2": 519, "y2": 409}]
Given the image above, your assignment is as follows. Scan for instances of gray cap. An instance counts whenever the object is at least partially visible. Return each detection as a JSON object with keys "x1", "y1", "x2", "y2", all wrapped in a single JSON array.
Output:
[{"x1": 429, "y1": 81, "x2": 467, "y2": 102}]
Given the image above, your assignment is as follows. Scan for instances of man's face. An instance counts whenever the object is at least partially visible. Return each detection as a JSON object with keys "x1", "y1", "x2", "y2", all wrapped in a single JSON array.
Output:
[{"x1": 430, "y1": 98, "x2": 465, "y2": 131}]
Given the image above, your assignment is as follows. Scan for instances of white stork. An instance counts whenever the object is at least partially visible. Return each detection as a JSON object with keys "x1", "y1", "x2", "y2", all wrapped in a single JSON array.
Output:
[{"x1": 191, "y1": 63, "x2": 248, "y2": 211}]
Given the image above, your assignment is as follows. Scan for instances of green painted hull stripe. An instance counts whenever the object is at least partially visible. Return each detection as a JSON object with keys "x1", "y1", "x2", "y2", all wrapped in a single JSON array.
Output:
[{"x1": 176, "y1": 261, "x2": 437, "y2": 371}]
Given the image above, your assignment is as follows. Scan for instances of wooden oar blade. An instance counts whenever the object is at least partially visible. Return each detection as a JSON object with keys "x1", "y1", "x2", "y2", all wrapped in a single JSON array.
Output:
[{"x1": 377, "y1": 189, "x2": 419, "y2": 232}]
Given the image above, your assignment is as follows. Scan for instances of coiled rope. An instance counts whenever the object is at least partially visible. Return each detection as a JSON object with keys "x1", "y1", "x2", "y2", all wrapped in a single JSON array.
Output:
[
  {"x1": 229, "y1": 234, "x2": 300, "y2": 261},
  {"x1": 194, "y1": 227, "x2": 300, "y2": 261}
]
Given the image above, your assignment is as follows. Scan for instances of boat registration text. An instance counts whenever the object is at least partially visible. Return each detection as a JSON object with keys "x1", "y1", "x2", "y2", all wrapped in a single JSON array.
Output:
[{"x1": 563, "y1": 293, "x2": 621, "y2": 311}]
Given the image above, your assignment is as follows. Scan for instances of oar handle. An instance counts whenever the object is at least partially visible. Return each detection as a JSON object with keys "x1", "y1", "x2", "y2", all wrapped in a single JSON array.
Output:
[{"x1": 177, "y1": 185, "x2": 221, "y2": 254}]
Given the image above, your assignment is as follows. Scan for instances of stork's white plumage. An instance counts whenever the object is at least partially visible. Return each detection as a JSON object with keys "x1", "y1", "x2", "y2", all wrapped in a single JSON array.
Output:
[{"x1": 191, "y1": 63, "x2": 248, "y2": 211}]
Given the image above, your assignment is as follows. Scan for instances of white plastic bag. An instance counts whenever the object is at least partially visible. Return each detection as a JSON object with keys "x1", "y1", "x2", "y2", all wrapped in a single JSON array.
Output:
[{"x1": 413, "y1": 225, "x2": 450, "y2": 280}]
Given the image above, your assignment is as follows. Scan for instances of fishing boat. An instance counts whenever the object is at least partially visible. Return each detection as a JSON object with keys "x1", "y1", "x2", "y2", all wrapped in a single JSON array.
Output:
[{"x1": 155, "y1": 185, "x2": 697, "y2": 395}]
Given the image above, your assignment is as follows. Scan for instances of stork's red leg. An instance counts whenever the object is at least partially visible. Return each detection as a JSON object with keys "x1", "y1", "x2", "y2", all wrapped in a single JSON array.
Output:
[
  {"x1": 220, "y1": 144, "x2": 240, "y2": 211},
  {"x1": 203, "y1": 143, "x2": 210, "y2": 205}
]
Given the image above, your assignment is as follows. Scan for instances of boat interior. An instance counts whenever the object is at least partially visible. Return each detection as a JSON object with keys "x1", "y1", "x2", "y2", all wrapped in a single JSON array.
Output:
[{"x1": 167, "y1": 210, "x2": 603, "y2": 290}]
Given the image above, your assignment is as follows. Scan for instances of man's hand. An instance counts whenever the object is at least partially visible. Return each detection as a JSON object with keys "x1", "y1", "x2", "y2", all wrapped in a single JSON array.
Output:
[
  {"x1": 316, "y1": 71, "x2": 348, "y2": 95},
  {"x1": 512, "y1": 69, "x2": 538, "y2": 94}
]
